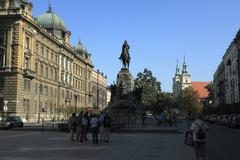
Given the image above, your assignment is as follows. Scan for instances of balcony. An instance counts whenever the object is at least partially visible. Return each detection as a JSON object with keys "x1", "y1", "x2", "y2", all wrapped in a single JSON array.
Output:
[{"x1": 23, "y1": 69, "x2": 36, "y2": 80}]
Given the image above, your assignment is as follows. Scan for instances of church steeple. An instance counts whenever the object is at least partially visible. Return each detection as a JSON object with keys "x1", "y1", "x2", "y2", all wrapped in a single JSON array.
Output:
[
  {"x1": 175, "y1": 59, "x2": 180, "y2": 76},
  {"x1": 182, "y1": 55, "x2": 188, "y2": 74}
]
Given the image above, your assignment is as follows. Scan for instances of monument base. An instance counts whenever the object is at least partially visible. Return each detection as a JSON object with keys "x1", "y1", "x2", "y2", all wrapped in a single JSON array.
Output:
[{"x1": 116, "y1": 68, "x2": 134, "y2": 95}]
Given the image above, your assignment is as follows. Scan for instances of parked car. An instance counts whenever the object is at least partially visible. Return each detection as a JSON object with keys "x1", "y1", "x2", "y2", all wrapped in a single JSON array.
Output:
[
  {"x1": 221, "y1": 115, "x2": 230, "y2": 126},
  {"x1": 209, "y1": 114, "x2": 218, "y2": 123},
  {"x1": 229, "y1": 116, "x2": 240, "y2": 129},
  {"x1": 0, "y1": 116, "x2": 23, "y2": 129},
  {"x1": 216, "y1": 115, "x2": 223, "y2": 124},
  {"x1": 227, "y1": 114, "x2": 238, "y2": 127}
]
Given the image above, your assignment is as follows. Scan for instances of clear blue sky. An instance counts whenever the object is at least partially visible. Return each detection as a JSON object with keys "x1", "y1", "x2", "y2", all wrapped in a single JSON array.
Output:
[{"x1": 31, "y1": 0, "x2": 240, "y2": 92}]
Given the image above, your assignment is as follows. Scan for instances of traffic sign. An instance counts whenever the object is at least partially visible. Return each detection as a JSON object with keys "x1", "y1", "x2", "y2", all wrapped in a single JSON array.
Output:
[{"x1": 3, "y1": 106, "x2": 8, "y2": 112}]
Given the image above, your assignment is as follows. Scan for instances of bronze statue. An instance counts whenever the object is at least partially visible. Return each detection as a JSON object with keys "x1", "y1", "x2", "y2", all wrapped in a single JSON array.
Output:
[{"x1": 119, "y1": 40, "x2": 130, "y2": 69}]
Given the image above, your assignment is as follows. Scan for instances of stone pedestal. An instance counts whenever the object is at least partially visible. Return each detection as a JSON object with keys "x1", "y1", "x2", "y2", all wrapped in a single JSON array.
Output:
[{"x1": 116, "y1": 68, "x2": 134, "y2": 95}]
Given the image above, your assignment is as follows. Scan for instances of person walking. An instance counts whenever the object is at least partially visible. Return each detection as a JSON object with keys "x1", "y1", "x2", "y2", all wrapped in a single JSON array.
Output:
[
  {"x1": 190, "y1": 114, "x2": 209, "y2": 160},
  {"x1": 103, "y1": 113, "x2": 111, "y2": 142},
  {"x1": 90, "y1": 114, "x2": 99, "y2": 144},
  {"x1": 99, "y1": 112, "x2": 105, "y2": 141},
  {"x1": 76, "y1": 111, "x2": 83, "y2": 142},
  {"x1": 80, "y1": 113, "x2": 88, "y2": 143},
  {"x1": 68, "y1": 113, "x2": 77, "y2": 142}
]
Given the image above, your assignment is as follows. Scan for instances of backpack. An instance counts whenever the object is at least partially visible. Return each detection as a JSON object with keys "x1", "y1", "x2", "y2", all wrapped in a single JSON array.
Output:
[{"x1": 195, "y1": 122, "x2": 206, "y2": 139}]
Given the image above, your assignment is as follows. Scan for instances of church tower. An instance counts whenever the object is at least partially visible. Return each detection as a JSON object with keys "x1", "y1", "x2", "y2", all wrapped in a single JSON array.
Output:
[
  {"x1": 172, "y1": 57, "x2": 192, "y2": 98},
  {"x1": 173, "y1": 60, "x2": 181, "y2": 98},
  {"x1": 180, "y1": 56, "x2": 191, "y2": 90}
]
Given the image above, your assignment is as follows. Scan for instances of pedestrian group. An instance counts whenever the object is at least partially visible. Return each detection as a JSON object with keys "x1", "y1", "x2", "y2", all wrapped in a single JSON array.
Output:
[{"x1": 68, "y1": 111, "x2": 111, "y2": 144}]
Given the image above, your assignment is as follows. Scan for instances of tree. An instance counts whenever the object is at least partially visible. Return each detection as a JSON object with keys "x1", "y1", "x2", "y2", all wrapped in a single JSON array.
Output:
[
  {"x1": 205, "y1": 82, "x2": 214, "y2": 104},
  {"x1": 176, "y1": 87, "x2": 203, "y2": 118},
  {"x1": 153, "y1": 92, "x2": 174, "y2": 114},
  {"x1": 134, "y1": 68, "x2": 161, "y2": 111}
]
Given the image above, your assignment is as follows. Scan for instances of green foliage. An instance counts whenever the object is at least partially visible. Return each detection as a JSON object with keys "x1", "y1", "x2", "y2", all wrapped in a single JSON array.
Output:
[
  {"x1": 152, "y1": 92, "x2": 174, "y2": 114},
  {"x1": 134, "y1": 68, "x2": 162, "y2": 110},
  {"x1": 205, "y1": 82, "x2": 214, "y2": 103},
  {"x1": 176, "y1": 87, "x2": 203, "y2": 117}
]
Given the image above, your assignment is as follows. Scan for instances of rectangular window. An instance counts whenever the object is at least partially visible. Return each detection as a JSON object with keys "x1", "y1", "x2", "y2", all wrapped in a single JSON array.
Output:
[
  {"x1": 46, "y1": 49, "x2": 49, "y2": 60},
  {"x1": 61, "y1": 57, "x2": 64, "y2": 68},
  {"x1": 36, "y1": 43, "x2": 39, "y2": 55},
  {"x1": 0, "y1": 78, "x2": 4, "y2": 89},
  {"x1": 0, "y1": 29, "x2": 5, "y2": 45},
  {"x1": 50, "y1": 87, "x2": 53, "y2": 97},
  {"x1": 24, "y1": 79, "x2": 31, "y2": 92},
  {"x1": 50, "y1": 68, "x2": 53, "y2": 80},
  {"x1": 46, "y1": 66, "x2": 48, "y2": 78},
  {"x1": 51, "y1": 52, "x2": 53, "y2": 61},
  {"x1": 55, "y1": 88, "x2": 57, "y2": 98},
  {"x1": 39, "y1": 84, "x2": 43, "y2": 95},
  {"x1": 62, "y1": 90, "x2": 64, "y2": 98},
  {"x1": 0, "y1": 48, "x2": 4, "y2": 68},
  {"x1": 65, "y1": 75, "x2": 68, "y2": 84},
  {"x1": 25, "y1": 36, "x2": 30, "y2": 49},
  {"x1": 65, "y1": 60, "x2": 68, "y2": 70},
  {"x1": 40, "y1": 64, "x2": 43, "y2": 76},
  {"x1": 61, "y1": 72, "x2": 64, "y2": 82},
  {"x1": 24, "y1": 55, "x2": 30, "y2": 69},
  {"x1": 41, "y1": 46, "x2": 44, "y2": 57},
  {"x1": 67, "y1": 90, "x2": 69, "y2": 99},
  {"x1": 55, "y1": 54, "x2": 58, "y2": 63},
  {"x1": 55, "y1": 70, "x2": 58, "y2": 81},
  {"x1": 44, "y1": 86, "x2": 48, "y2": 96},
  {"x1": 35, "y1": 62, "x2": 38, "y2": 74}
]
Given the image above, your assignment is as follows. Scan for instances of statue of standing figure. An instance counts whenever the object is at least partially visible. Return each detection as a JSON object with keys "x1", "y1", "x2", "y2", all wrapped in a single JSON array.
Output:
[{"x1": 119, "y1": 40, "x2": 131, "y2": 69}]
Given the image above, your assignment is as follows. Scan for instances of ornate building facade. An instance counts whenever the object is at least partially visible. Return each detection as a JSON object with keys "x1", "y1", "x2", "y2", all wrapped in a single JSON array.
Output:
[
  {"x1": 92, "y1": 69, "x2": 107, "y2": 112},
  {"x1": 0, "y1": 1, "x2": 94, "y2": 122}
]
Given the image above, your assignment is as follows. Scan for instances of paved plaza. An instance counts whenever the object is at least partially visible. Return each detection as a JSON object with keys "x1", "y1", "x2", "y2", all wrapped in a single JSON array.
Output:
[
  {"x1": 0, "y1": 122, "x2": 239, "y2": 160},
  {"x1": 0, "y1": 130, "x2": 193, "y2": 160}
]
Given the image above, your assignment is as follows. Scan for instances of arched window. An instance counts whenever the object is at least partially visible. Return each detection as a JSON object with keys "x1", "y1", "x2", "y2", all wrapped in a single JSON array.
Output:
[{"x1": 0, "y1": 48, "x2": 5, "y2": 68}]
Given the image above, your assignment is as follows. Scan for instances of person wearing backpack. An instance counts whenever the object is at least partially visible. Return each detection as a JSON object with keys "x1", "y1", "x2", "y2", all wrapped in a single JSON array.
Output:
[
  {"x1": 103, "y1": 113, "x2": 111, "y2": 142},
  {"x1": 190, "y1": 114, "x2": 209, "y2": 160}
]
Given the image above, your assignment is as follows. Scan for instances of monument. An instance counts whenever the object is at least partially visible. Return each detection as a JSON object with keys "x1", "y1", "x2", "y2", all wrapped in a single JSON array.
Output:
[
  {"x1": 108, "y1": 41, "x2": 142, "y2": 128},
  {"x1": 116, "y1": 40, "x2": 134, "y2": 97}
]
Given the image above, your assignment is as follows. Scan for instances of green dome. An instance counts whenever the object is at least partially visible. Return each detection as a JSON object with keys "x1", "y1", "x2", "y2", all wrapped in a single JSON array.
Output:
[
  {"x1": 74, "y1": 41, "x2": 88, "y2": 54},
  {"x1": 36, "y1": 6, "x2": 67, "y2": 31}
]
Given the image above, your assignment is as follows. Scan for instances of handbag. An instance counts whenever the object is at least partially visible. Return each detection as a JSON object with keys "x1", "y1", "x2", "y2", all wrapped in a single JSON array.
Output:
[{"x1": 184, "y1": 130, "x2": 194, "y2": 147}]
